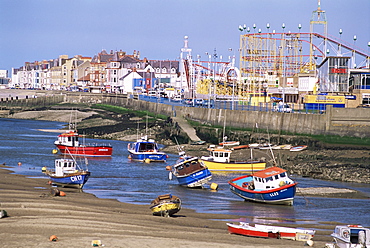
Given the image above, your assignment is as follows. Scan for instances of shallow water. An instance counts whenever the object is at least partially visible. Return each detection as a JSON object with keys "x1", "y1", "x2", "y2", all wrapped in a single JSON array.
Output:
[{"x1": 1, "y1": 118, "x2": 369, "y2": 227}]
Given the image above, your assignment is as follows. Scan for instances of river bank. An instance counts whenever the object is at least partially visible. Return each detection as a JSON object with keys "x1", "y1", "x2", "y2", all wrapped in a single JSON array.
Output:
[{"x1": 8, "y1": 106, "x2": 370, "y2": 184}]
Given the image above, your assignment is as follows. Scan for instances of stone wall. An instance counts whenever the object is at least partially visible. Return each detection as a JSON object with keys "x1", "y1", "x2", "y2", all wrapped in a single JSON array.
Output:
[{"x1": 59, "y1": 93, "x2": 370, "y2": 138}]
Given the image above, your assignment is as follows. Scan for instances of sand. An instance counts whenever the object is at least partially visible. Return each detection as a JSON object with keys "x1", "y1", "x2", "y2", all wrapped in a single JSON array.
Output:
[{"x1": 0, "y1": 164, "x2": 338, "y2": 248}]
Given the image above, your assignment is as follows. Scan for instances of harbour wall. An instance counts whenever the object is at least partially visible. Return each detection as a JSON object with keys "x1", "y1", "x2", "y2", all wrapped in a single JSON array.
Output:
[
  {"x1": 66, "y1": 93, "x2": 370, "y2": 138},
  {"x1": 1, "y1": 90, "x2": 369, "y2": 138}
]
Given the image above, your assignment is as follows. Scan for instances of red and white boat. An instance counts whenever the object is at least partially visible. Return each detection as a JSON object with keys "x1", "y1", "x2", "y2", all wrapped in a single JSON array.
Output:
[
  {"x1": 227, "y1": 222, "x2": 315, "y2": 241},
  {"x1": 54, "y1": 130, "x2": 113, "y2": 157}
]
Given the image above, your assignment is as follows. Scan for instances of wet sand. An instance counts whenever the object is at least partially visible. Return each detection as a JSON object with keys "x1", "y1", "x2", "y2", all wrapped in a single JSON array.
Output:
[{"x1": 0, "y1": 164, "x2": 338, "y2": 248}]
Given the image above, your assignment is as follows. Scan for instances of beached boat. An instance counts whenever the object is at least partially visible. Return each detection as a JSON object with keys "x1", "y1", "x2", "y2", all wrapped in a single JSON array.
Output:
[
  {"x1": 228, "y1": 166, "x2": 297, "y2": 205},
  {"x1": 327, "y1": 225, "x2": 370, "y2": 248},
  {"x1": 54, "y1": 130, "x2": 112, "y2": 157},
  {"x1": 290, "y1": 145, "x2": 308, "y2": 152},
  {"x1": 42, "y1": 157, "x2": 90, "y2": 189},
  {"x1": 166, "y1": 153, "x2": 213, "y2": 188},
  {"x1": 219, "y1": 141, "x2": 240, "y2": 146},
  {"x1": 149, "y1": 194, "x2": 181, "y2": 217},
  {"x1": 227, "y1": 222, "x2": 315, "y2": 241},
  {"x1": 200, "y1": 146, "x2": 266, "y2": 172},
  {"x1": 127, "y1": 135, "x2": 167, "y2": 162}
]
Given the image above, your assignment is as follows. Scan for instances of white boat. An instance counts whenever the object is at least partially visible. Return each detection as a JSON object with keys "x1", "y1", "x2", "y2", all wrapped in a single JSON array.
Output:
[
  {"x1": 227, "y1": 222, "x2": 315, "y2": 241},
  {"x1": 290, "y1": 145, "x2": 307, "y2": 152},
  {"x1": 328, "y1": 225, "x2": 370, "y2": 248}
]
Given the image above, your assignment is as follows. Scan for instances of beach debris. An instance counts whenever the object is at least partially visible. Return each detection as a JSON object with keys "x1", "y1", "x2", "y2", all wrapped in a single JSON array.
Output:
[
  {"x1": 0, "y1": 210, "x2": 8, "y2": 218},
  {"x1": 59, "y1": 191, "x2": 66, "y2": 197},
  {"x1": 49, "y1": 235, "x2": 58, "y2": 242},
  {"x1": 91, "y1": 240, "x2": 102, "y2": 246},
  {"x1": 50, "y1": 188, "x2": 60, "y2": 196}
]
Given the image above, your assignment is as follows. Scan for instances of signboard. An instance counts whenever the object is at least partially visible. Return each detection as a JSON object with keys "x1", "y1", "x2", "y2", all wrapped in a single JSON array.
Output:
[
  {"x1": 345, "y1": 95, "x2": 356, "y2": 100},
  {"x1": 304, "y1": 95, "x2": 345, "y2": 104},
  {"x1": 330, "y1": 68, "x2": 347, "y2": 74}
]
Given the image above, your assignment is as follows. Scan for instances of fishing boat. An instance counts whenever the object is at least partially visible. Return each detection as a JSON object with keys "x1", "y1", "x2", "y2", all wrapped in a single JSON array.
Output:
[
  {"x1": 327, "y1": 225, "x2": 370, "y2": 248},
  {"x1": 290, "y1": 145, "x2": 308, "y2": 152},
  {"x1": 149, "y1": 194, "x2": 181, "y2": 217},
  {"x1": 219, "y1": 141, "x2": 240, "y2": 146},
  {"x1": 200, "y1": 145, "x2": 266, "y2": 172},
  {"x1": 54, "y1": 129, "x2": 113, "y2": 157},
  {"x1": 228, "y1": 166, "x2": 297, "y2": 205},
  {"x1": 227, "y1": 222, "x2": 315, "y2": 241},
  {"x1": 127, "y1": 135, "x2": 167, "y2": 162},
  {"x1": 42, "y1": 157, "x2": 90, "y2": 189},
  {"x1": 166, "y1": 152, "x2": 213, "y2": 188}
]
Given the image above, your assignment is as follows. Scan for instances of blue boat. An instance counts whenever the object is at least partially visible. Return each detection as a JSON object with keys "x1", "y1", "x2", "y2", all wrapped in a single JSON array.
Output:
[
  {"x1": 228, "y1": 166, "x2": 297, "y2": 205},
  {"x1": 42, "y1": 158, "x2": 90, "y2": 189},
  {"x1": 127, "y1": 136, "x2": 167, "y2": 162},
  {"x1": 167, "y1": 153, "x2": 213, "y2": 188}
]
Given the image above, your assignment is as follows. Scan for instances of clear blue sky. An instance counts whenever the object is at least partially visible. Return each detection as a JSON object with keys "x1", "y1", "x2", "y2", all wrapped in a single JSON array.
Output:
[{"x1": 1, "y1": 0, "x2": 369, "y2": 74}]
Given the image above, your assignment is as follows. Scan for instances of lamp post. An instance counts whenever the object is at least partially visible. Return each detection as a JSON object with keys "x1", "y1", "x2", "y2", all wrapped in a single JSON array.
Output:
[
  {"x1": 282, "y1": 23, "x2": 286, "y2": 105},
  {"x1": 353, "y1": 35, "x2": 357, "y2": 68}
]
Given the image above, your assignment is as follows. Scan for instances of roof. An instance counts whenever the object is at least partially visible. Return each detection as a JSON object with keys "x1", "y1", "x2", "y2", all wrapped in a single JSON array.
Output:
[
  {"x1": 207, "y1": 147, "x2": 232, "y2": 153},
  {"x1": 252, "y1": 166, "x2": 286, "y2": 178}
]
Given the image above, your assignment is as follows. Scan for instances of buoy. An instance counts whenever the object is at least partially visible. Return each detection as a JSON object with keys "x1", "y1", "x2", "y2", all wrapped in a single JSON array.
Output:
[
  {"x1": 128, "y1": 155, "x2": 132, "y2": 159},
  {"x1": 210, "y1": 183, "x2": 219, "y2": 190},
  {"x1": 52, "y1": 149, "x2": 58, "y2": 154},
  {"x1": 49, "y1": 235, "x2": 58, "y2": 242},
  {"x1": 165, "y1": 166, "x2": 172, "y2": 171},
  {"x1": 18, "y1": 162, "x2": 22, "y2": 166},
  {"x1": 42, "y1": 167, "x2": 47, "y2": 173},
  {"x1": 59, "y1": 191, "x2": 66, "y2": 197},
  {"x1": 144, "y1": 158, "x2": 151, "y2": 163}
]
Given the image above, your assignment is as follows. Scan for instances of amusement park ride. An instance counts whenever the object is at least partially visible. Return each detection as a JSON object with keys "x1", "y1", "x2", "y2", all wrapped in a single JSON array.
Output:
[{"x1": 179, "y1": 0, "x2": 370, "y2": 106}]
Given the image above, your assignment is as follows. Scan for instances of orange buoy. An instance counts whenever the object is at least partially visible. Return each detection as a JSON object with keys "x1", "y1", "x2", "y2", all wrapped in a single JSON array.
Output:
[
  {"x1": 59, "y1": 191, "x2": 66, "y2": 197},
  {"x1": 49, "y1": 235, "x2": 58, "y2": 241},
  {"x1": 18, "y1": 162, "x2": 22, "y2": 166}
]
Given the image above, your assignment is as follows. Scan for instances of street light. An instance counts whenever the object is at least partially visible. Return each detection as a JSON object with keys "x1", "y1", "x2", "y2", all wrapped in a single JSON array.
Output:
[{"x1": 298, "y1": 24, "x2": 302, "y2": 33}]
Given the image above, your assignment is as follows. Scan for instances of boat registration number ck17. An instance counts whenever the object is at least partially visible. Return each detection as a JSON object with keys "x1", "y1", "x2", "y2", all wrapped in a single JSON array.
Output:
[{"x1": 71, "y1": 175, "x2": 83, "y2": 182}]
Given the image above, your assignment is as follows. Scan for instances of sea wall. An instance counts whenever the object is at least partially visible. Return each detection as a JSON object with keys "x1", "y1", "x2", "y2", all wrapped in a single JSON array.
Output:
[
  {"x1": 63, "y1": 93, "x2": 370, "y2": 138},
  {"x1": 2, "y1": 91, "x2": 369, "y2": 138}
]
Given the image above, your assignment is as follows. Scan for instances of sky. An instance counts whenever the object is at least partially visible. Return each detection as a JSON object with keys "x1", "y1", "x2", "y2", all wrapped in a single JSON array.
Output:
[{"x1": 0, "y1": 0, "x2": 369, "y2": 75}]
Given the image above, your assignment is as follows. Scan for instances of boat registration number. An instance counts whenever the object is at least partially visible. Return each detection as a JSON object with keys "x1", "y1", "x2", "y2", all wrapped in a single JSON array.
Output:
[
  {"x1": 71, "y1": 175, "x2": 83, "y2": 182},
  {"x1": 270, "y1": 192, "x2": 279, "y2": 197}
]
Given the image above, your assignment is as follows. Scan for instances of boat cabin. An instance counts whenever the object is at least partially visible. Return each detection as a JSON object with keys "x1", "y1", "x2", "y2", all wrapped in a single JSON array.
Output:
[
  {"x1": 54, "y1": 158, "x2": 77, "y2": 176},
  {"x1": 205, "y1": 146, "x2": 232, "y2": 163},
  {"x1": 56, "y1": 131, "x2": 80, "y2": 147},
  {"x1": 174, "y1": 157, "x2": 204, "y2": 176},
  {"x1": 332, "y1": 225, "x2": 370, "y2": 247},
  {"x1": 249, "y1": 167, "x2": 294, "y2": 190}
]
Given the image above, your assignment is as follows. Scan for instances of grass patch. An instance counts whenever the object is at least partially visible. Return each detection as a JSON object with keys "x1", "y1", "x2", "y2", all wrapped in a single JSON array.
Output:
[
  {"x1": 186, "y1": 118, "x2": 370, "y2": 147},
  {"x1": 91, "y1": 104, "x2": 168, "y2": 120}
]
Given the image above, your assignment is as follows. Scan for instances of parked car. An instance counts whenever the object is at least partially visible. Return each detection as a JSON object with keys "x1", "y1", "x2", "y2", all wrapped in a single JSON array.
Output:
[
  {"x1": 195, "y1": 99, "x2": 204, "y2": 106},
  {"x1": 172, "y1": 95, "x2": 182, "y2": 102},
  {"x1": 273, "y1": 103, "x2": 292, "y2": 113},
  {"x1": 147, "y1": 91, "x2": 157, "y2": 97}
]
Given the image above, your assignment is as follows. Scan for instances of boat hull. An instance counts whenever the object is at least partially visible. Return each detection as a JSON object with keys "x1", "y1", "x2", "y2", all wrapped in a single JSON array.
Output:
[
  {"x1": 229, "y1": 180, "x2": 297, "y2": 205},
  {"x1": 128, "y1": 152, "x2": 167, "y2": 162},
  {"x1": 150, "y1": 194, "x2": 181, "y2": 217},
  {"x1": 56, "y1": 144, "x2": 112, "y2": 157},
  {"x1": 227, "y1": 222, "x2": 315, "y2": 240},
  {"x1": 150, "y1": 202, "x2": 181, "y2": 216},
  {"x1": 47, "y1": 171, "x2": 90, "y2": 189},
  {"x1": 175, "y1": 168, "x2": 212, "y2": 188},
  {"x1": 201, "y1": 160, "x2": 266, "y2": 172}
]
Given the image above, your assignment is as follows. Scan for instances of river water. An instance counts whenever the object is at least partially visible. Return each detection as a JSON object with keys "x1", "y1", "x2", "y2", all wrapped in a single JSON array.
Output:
[{"x1": 1, "y1": 118, "x2": 369, "y2": 227}]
